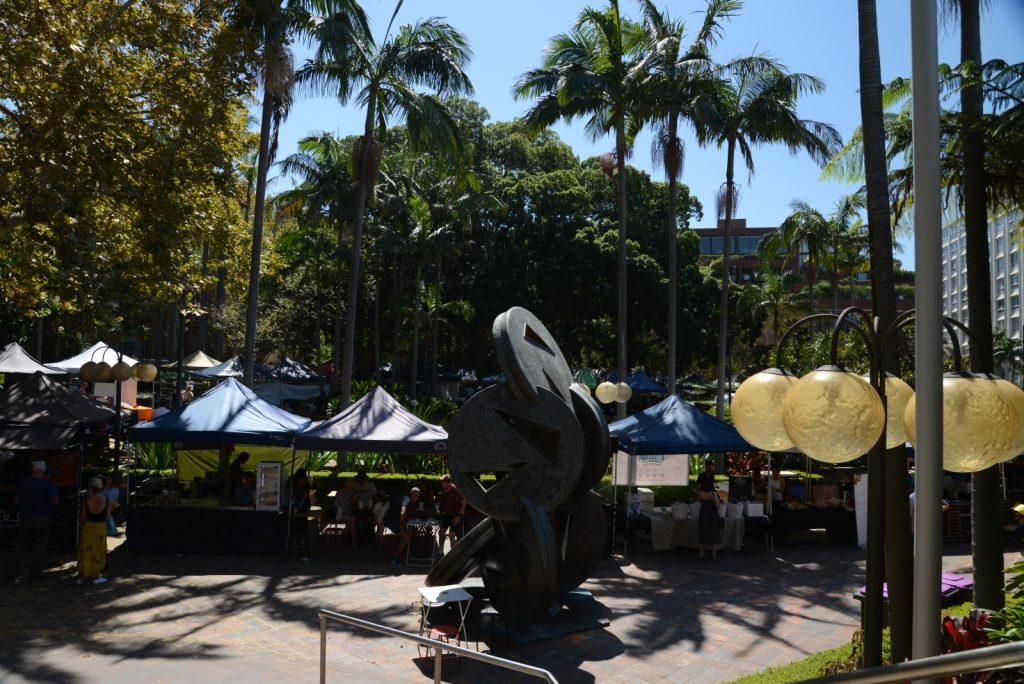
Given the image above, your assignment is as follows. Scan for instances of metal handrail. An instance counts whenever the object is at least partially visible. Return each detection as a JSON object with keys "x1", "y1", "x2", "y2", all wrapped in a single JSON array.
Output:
[
  {"x1": 799, "y1": 641, "x2": 1024, "y2": 683},
  {"x1": 317, "y1": 608, "x2": 560, "y2": 684}
]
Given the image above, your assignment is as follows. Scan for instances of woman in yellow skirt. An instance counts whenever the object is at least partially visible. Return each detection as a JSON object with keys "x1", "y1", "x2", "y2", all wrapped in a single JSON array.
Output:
[{"x1": 76, "y1": 477, "x2": 110, "y2": 585}]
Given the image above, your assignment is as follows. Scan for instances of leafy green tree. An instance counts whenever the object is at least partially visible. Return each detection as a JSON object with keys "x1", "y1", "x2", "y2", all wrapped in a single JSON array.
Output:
[
  {"x1": 696, "y1": 57, "x2": 840, "y2": 418},
  {"x1": 298, "y1": 0, "x2": 474, "y2": 408},
  {"x1": 514, "y1": 0, "x2": 645, "y2": 419},
  {"x1": 636, "y1": 0, "x2": 739, "y2": 394}
]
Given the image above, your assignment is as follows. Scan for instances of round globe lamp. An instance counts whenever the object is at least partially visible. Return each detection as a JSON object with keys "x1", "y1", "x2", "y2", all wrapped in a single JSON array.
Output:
[
  {"x1": 571, "y1": 382, "x2": 591, "y2": 396},
  {"x1": 136, "y1": 363, "x2": 158, "y2": 382},
  {"x1": 110, "y1": 361, "x2": 133, "y2": 382},
  {"x1": 860, "y1": 373, "x2": 915, "y2": 449},
  {"x1": 731, "y1": 368, "x2": 798, "y2": 451},
  {"x1": 903, "y1": 372, "x2": 1017, "y2": 473},
  {"x1": 781, "y1": 366, "x2": 885, "y2": 464},
  {"x1": 79, "y1": 361, "x2": 98, "y2": 382},
  {"x1": 595, "y1": 381, "x2": 618, "y2": 404},
  {"x1": 993, "y1": 378, "x2": 1024, "y2": 463},
  {"x1": 616, "y1": 382, "x2": 632, "y2": 403},
  {"x1": 94, "y1": 362, "x2": 112, "y2": 382}
]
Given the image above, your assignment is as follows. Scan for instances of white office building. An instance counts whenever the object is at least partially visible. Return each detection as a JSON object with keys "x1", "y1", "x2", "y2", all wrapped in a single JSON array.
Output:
[{"x1": 941, "y1": 207, "x2": 1024, "y2": 343}]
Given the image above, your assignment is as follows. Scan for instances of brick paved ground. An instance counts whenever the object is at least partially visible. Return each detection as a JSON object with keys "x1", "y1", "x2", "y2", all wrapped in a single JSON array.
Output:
[{"x1": 0, "y1": 531, "x2": 1014, "y2": 684}]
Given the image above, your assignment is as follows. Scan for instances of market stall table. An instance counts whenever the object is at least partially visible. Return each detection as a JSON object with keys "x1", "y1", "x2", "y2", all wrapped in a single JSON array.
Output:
[{"x1": 646, "y1": 511, "x2": 744, "y2": 552}]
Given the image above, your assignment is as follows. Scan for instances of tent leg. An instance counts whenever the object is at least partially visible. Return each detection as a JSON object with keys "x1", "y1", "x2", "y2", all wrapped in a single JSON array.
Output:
[{"x1": 284, "y1": 445, "x2": 297, "y2": 555}]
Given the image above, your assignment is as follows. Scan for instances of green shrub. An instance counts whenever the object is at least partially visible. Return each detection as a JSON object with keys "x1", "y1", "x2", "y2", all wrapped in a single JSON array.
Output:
[{"x1": 133, "y1": 442, "x2": 174, "y2": 470}]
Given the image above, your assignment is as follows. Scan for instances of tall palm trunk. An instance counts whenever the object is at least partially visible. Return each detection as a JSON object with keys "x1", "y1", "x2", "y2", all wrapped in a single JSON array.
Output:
[
  {"x1": 666, "y1": 116, "x2": 679, "y2": 395},
  {"x1": 615, "y1": 121, "x2": 628, "y2": 421},
  {"x1": 213, "y1": 263, "x2": 226, "y2": 359},
  {"x1": 340, "y1": 98, "x2": 378, "y2": 409},
  {"x1": 832, "y1": 251, "x2": 841, "y2": 313},
  {"x1": 715, "y1": 138, "x2": 736, "y2": 420},
  {"x1": 959, "y1": 0, "x2": 1003, "y2": 611},
  {"x1": 313, "y1": 263, "x2": 322, "y2": 370},
  {"x1": 857, "y1": 0, "x2": 910, "y2": 665},
  {"x1": 243, "y1": 89, "x2": 274, "y2": 386},
  {"x1": 373, "y1": 274, "x2": 381, "y2": 385},
  {"x1": 410, "y1": 260, "x2": 423, "y2": 397},
  {"x1": 332, "y1": 218, "x2": 344, "y2": 391},
  {"x1": 392, "y1": 256, "x2": 402, "y2": 383}
]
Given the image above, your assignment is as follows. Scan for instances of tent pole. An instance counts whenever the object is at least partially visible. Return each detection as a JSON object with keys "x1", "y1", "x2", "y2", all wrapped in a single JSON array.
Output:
[
  {"x1": 284, "y1": 444, "x2": 297, "y2": 555},
  {"x1": 766, "y1": 452, "x2": 773, "y2": 517}
]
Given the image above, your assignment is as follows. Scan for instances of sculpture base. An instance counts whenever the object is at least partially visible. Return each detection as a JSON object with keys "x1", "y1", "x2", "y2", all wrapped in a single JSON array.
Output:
[{"x1": 475, "y1": 585, "x2": 610, "y2": 645}]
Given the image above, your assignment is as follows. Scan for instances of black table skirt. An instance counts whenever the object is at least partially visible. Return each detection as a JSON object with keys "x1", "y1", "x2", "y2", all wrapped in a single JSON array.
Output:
[{"x1": 126, "y1": 506, "x2": 288, "y2": 555}]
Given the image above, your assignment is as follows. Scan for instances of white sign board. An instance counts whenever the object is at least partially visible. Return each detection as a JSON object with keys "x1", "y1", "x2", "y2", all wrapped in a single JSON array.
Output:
[{"x1": 613, "y1": 451, "x2": 690, "y2": 487}]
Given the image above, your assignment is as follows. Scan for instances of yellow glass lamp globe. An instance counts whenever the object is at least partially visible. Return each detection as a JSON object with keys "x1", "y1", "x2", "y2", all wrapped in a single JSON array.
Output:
[
  {"x1": 903, "y1": 373, "x2": 1017, "y2": 473},
  {"x1": 571, "y1": 382, "x2": 591, "y2": 396},
  {"x1": 616, "y1": 382, "x2": 633, "y2": 403},
  {"x1": 993, "y1": 378, "x2": 1024, "y2": 464},
  {"x1": 136, "y1": 363, "x2": 158, "y2": 382},
  {"x1": 94, "y1": 362, "x2": 112, "y2": 382},
  {"x1": 861, "y1": 373, "x2": 915, "y2": 449},
  {"x1": 731, "y1": 368, "x2": 798, "y2": 451},
  {"x1": 781, "y1": 366, "x2": 885, "y2": 464},
  {"x1": 595, "y1": 381, "x2": 618, "y2": 404},
  {"x1": 79, "y1": 361, "x2": 99, "y2": 382},
  {"x1": 110, "y1": 361, "x2": 133, "y2": 382}
]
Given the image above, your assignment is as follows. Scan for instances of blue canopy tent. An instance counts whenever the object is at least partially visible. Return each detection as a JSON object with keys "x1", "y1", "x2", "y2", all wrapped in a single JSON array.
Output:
[
  {"x1": 606, "y1": 369, "x2": 668, "y2": 394},
  {"x1": 130, "y1": 377, "x2": 309, "y2": 445},
  {"x1": 609, "y1": 395, "x2": 752, "y2": 553},
  {"x1": 127, "y1": 378, "x2": 311, "y2": 555},
  {"x1": 609, "y1": 394, "x2": 751, "y2": 455}
]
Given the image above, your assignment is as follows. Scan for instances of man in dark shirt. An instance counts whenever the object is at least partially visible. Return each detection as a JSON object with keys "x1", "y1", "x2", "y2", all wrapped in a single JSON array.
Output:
[
  {"x1": 437, "y1": 475, "x2": 466, "y2": 553},
  {"x1": 6, "y1": 460, "x2": 59, "y2": 581}
]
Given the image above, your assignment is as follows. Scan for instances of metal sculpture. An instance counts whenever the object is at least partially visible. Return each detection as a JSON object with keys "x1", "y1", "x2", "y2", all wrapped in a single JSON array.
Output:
[{"x1": 428, "y1": 306, "x2": 611, "y2": 626}]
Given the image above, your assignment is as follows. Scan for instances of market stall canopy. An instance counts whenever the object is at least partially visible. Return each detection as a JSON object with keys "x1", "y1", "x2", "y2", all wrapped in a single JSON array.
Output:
[
  {"x1": 609, "y1": 394, "x2": 752, "y2": 454},
  {"x1": 255, "y1": 357, "x2": 324, "y2": 382},
  {"x1": 0, "y1": 371, "x2": 119, "y2": 449},
  {"x1": 295, "y1": 386, "x2": 447, "y2": 453},
  {"x1": 192, "y1": 355, "x2": 245, "y2": 379},
  {"x1": 0, "y1": 342, "x2": 65, "y2": 375},
  {"x1": 606, "y1": 370, "x2": 668, "y2": 394},
  {"x1": 163, "y1": 350, "x2": 222, "y2": 370},
  {"x1": 252, "y1": 381, "x2": 324, "y2": 406},
  {"x1": 48, "y1": 342, "x2": 138, "y2": 373},
  {"x1": 129, "y1": 377, "x2": 310, "y2": 445}
]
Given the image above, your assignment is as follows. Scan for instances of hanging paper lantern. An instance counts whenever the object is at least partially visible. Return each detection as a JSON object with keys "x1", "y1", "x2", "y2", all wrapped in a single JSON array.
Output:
[
  {"x1": 782, "y1": 366, "x2": 885, "y2": 464},
  {"x1": 732, "y1": 368, "x2": 798, "y2": 451}
]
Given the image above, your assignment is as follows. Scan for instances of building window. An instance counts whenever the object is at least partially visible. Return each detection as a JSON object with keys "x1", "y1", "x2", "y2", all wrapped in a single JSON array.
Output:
[
  {"x1": 998, "y1": 280, "x2": 1007, "y2": 294},
  {"x1": 1012, "y1": 273, "x2": 1021, "y2": 289},
  {"x1": 1012, "y1": 251, "x2": 1020, "y2": 269},
  {"x1": 998, "y1": 257, "x2": 1006, "y2": 274},
  {"x1": 1013, "y1": 295, "x2": 1020, "y2": 313},
  {"x1": 997, "y1": 299, "x2": 1006, "y2": 315}
]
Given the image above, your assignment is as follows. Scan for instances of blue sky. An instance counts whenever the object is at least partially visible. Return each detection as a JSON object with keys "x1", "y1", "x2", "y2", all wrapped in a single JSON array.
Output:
[{"x1": 272, "y1": 0, "x2": 1024, "y2": 271}]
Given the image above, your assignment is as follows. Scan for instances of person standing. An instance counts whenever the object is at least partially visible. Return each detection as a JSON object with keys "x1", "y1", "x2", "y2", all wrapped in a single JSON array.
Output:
[
  {"x1": 229, "y1": 452, "x2": 250, "y2": 492},
  {"x1": 696, "y1": 460, "x2": 722, "y2": 560},
  {"x1": 437, "y1": 475, "x2": 466, "y2": 553},
  {"x1": 76, "y1": 477, "x2": 110, "y2": 585},
  {"x1": 5, "y1": 461, "x2": 60, "y2": 582},
  {"x1": 101, "y1": 474, "x2": 122, "y2": 536}
]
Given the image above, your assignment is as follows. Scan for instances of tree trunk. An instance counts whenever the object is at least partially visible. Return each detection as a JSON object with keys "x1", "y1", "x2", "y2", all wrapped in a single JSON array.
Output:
[
  {"x1": 392, "y1": 255, "x2": 402, "y2": 385},
  {"x1": 715, "y1": 139, "x2": 736, "y2": 420},
  {"x1": 373, "y1": 273, "x2": 381, "y2": 385},
  {"x1": 959, "y1": 0, "x2": 1003, "y2": 611},
  {"x1": 197, "y1": 242, "x2": 210, "y2": 352},
  {"x1": 615, "y1": 121, "x2": 629, "y2": 421},
  {"x1": 313, "y1": 262, "x2": 322, "y2": 370},
  {"x1": 410, "y1": 260, "x2": 423, "y2": 398},
  {"x1": 340, "y1": 97, "x2": 380, "y2": 409},
  {"x1": 857, "y1": 0, "x2": 909, "y2": 665},
  {"x1": 213, "y1": 262, "x2": 226, "y2": 359},
  {"x1": 666, "y1": 117, "x2": 679, "y2": 396},
  {"x1": 333, "y1": 218, "x2": 345, "y2": 391},
  {"x1": 243, "y1": 88, "x2": 274, "y2": 386}
]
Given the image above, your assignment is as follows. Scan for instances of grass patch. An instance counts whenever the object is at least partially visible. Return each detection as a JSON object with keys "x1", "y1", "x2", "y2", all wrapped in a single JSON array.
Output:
[{"x1": 725, "y1": 641, "x2": 855, "y2": 684}]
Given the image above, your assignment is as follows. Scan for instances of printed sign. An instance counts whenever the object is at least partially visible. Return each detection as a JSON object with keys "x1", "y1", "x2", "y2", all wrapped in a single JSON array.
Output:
[{"x1": 613, "y1": 452, "x2": 689, "y2": 486}]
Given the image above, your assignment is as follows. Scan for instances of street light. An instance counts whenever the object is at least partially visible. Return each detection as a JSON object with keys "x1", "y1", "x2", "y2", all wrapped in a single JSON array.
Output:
[
  {"x1": 732, "y1": 308, "x2": 1021, "y2": 666},
  {"x1": 595, "y1": 380, "x2": 632, "y2": 405}
]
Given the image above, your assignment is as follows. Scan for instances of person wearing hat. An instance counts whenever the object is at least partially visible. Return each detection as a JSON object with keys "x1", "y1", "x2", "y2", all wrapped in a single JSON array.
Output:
[
  {"x1": 76, "y1": 477, "x2": 111, "y2": 585},
  {"x1": 1004, "y1": 503, "x2": 1024, "y2": 545},
  {"x1": 5, "y1": 461, "x2": 59, "y2": 582}
]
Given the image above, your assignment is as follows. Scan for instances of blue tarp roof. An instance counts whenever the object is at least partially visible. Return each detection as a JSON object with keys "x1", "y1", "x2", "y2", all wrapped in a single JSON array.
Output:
[
  {"x1": 609, "y1": 395, "x2": 752, "y2": 454},
  {"x1": 295, "y1": 386, "x2": 446, "y2": 453},
  {"x1": 606, "y1": 370, "x2": 668, "y2": 394},
  {"x1": 130, "y1": 378, "x2": 310, "y2": 445}
]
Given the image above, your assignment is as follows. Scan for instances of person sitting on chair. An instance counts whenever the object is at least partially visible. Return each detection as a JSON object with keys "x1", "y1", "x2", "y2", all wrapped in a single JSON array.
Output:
[
  {"x1": 386, "y1": 487, "x2": 421, "y2": 566},
  {"x1": 334, "y1": 479, "x2": 357, "y2": 547}
]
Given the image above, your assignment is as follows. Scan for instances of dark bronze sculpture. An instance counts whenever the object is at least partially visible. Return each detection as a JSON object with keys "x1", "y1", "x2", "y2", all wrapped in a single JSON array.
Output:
[{"x1": 428, "y1": 307, "x2": 610, "y2": 626}]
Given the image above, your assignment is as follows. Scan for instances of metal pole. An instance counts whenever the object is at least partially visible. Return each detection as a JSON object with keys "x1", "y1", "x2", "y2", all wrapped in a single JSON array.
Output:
[
  {"x1": 433, "y1": 647, "x2": 443, "y2": 684},
  {"x1": 909, "y1": 0, "x2": 944, "y2": 675},
  {"x1": 319, "y1": 614, "x2": 327, "y2": 684},
  {"x1": 113, "y1": 364, "x2": 123, "y2": 474}
]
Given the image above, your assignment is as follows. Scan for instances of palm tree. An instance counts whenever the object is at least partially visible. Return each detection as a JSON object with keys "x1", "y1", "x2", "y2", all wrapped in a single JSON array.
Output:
[
  {"x1": 696, "y1": 58, "x2": 840, "y2": 419},
  {"x1": 744, "y1": 269, "x2": 792, "y2": 344},
  {"x1": 636, "y1": 0, "x2": 740, "y2": 397},
  {"x1": 298, "y1": 1, "x2": 474, "y2": 409},
  {"x1": 230, "y1": 0, "x2": 369, "y2": 386},
  {"x1": 992, "y1": 328, "x2": 1024, "y2": 379},
  {"x1": 854, "y1": 0, "x2": 907, "y2": 665},
  {"x1": 514, "y1": 0, "x2": 644, "y2": 420},
  {"x1": 759, "y1": 200, "x2": 828, "y2": 314},
  {"x1": 278, "y1": 132, "x2": 357, "y2": 389}
]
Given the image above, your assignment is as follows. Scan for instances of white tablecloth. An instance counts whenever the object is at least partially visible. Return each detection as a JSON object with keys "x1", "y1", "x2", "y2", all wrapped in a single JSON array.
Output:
[{"x1": 648, "y1": 514, "x2": 744, "y2": 551}]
